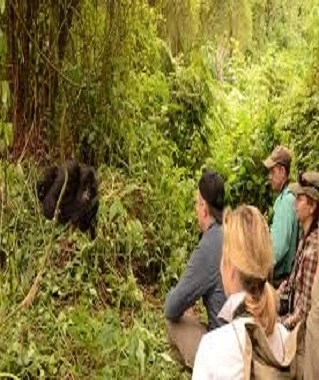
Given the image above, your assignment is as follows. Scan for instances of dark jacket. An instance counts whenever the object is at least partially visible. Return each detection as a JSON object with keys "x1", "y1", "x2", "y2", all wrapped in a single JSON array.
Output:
[{"x1": 164, "y1": 222, "x2": 226, "y2": 330}]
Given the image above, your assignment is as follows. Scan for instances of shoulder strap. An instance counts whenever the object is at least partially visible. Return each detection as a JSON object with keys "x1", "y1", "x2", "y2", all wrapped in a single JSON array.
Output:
[
  {"x1": 233, "y1": 321, "x2": 304, "y2": 380},
  {"x1": 248, "y1": 322, "x2": 302, "y2": 363},
  {"x1": 231, "y1": 321, "x2": 252, "y2": 380}
]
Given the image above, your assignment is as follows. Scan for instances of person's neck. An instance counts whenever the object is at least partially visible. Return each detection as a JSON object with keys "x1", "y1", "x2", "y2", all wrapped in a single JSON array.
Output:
[
  {"x1": 202, "y1": 217, "x2": 215, "y2": 232},
  {"x1": 229, "y1": 281, "x2": 244, "y2": 296},
  {"x1": 278, "y1": 178, "x2": 289, "y2": 193},
  {"x1": 302, "y1": 217, "x2": 315, "y2": 237}
]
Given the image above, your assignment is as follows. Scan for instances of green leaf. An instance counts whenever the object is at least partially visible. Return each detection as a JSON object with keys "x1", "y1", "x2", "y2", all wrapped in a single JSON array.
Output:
[
  {"x1": 246, "y1": 180, "x2": 253, "y2": 191},
  {"x1": 0, "y1": 139, "x2": 5, "y2": 153},
  {"x1": 239, "y1": 165, "x2": 246, "y2": 175},
  {"x1": 0, "y1": 31, "x2": 7, "y2": 58},
  {"x1": 109, "y1": 198, "x2": 126, "y2": 221},
  {"x1": 159, "y1": 352, "x2": 174, "y2": 363},
  {"x1": 3, "y1": 122, "x2": 13, "y2": 147},
  {"x1": 0, "y1": 0, "x2": 4, "y2": 15},
  {"x1": 1, "y1": 81, "x2": 9, "y2": 104},
  {"x1": 136, "y1": 338, "x2": 145, "y2": 375}
]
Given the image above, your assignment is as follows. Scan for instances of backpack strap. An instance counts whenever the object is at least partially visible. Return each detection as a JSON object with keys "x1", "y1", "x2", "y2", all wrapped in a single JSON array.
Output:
[
  {"x1": 231, "y1": 321, "x2": 253, "y2": 380},
  {"x1": 232, "y1": 320, "x2": 304, "y2": 380}
]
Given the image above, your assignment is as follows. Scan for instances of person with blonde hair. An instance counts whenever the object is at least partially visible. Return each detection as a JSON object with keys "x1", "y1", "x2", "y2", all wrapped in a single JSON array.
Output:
[{"x1": 192, "y1": 205, "x2": 289, "y2": 379}]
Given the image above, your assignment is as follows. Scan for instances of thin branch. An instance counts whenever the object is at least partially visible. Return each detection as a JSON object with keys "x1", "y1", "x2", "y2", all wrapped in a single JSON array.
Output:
[{"x1": 0, "y1": 374, "x2": 20, "y2": 380}]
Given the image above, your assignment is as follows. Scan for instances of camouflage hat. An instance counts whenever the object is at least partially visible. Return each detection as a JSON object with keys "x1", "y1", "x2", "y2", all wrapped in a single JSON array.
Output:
[
  {"x1": 263, "y1": 146, "x2": 292, "y2": 171},
  {"x1": 289, "y1": 171, "x2": 319, "y2": 201}
]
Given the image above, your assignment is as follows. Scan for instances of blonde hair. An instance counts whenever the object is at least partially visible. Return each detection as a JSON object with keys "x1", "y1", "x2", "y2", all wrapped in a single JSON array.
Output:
[{"x1": 223, "y1": 205, "x2": 276, "y2": 335}]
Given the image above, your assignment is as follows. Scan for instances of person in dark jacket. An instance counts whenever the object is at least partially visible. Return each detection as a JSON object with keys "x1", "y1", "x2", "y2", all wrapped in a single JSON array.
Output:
[{"x1": 164, "y1": 169, "x2": 226, "y2": 368}]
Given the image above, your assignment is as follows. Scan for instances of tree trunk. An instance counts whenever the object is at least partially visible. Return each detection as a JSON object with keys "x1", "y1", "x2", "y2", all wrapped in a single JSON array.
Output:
[{"x1": 7, "y1": 0, "x2": 80, "y2": 160}]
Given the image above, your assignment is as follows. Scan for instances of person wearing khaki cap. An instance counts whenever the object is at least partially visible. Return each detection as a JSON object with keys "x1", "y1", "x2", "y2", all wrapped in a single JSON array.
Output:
[
  {"x1": 263, "y1": 146, "x2": 299, "y2": 288},
  {"x1": 293, "y1": 172, "x2": 319, "y2": 380},
  {"x1": 277, "y1": 171, "x2": 319, "y2": 331}
]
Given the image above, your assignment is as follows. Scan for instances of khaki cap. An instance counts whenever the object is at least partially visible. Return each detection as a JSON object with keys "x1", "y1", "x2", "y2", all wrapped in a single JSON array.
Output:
[
  {"x1": 289, "y1": 171, "x2": 319, "y2": 201},
  {"x1": 263, "y1": 146, "x2": 292, "y2": 170}
]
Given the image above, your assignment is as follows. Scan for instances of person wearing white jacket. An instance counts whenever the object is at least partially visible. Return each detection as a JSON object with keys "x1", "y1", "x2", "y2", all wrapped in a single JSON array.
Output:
[{"x1": 192, "y1": 205, "x2": 289, "y2": 380}]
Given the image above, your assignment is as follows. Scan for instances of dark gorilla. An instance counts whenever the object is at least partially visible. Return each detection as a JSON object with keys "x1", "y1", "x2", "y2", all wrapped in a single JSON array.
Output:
[{"x1": 36, "y1": 160, "x2": 99, "y2": 238}]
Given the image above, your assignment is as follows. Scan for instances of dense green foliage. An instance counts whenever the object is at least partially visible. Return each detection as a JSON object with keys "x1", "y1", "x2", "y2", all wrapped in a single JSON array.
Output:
[{"x1": 1, "y1": 0, "x2": 318, "y2": 378}]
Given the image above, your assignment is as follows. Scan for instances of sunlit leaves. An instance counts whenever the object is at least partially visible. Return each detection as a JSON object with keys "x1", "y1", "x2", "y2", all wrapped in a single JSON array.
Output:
[{"x1": 0, "y1": 0, "x2": 4, "y2": 15}]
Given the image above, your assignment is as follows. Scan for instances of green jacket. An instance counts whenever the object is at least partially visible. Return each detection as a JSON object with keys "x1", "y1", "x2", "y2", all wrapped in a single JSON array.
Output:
[{"x1": 271, "y1": 185, "x2": 299, "y2": 280}]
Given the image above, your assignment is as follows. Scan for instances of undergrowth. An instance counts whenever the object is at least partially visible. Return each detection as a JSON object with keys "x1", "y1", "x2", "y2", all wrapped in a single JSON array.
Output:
[{"x1": 0, "y1": 161, "x2": 193, "y2": 379}]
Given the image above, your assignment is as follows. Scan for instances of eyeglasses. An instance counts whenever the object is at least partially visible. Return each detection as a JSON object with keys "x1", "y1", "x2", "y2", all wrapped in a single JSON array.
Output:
[{"x1": 298, "y1": 171, "x2": 319, "y2": 191}]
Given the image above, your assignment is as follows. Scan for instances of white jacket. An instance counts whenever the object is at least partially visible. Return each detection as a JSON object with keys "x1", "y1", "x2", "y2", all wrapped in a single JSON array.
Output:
[{"x1": 192, "y1": 292, "x2": 289, "y2": 380}]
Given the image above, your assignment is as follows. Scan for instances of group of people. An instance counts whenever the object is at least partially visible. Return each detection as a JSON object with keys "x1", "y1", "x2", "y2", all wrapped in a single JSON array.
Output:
[{"x1": 164, "y1": 145, "x2": 319, "y2": 379}]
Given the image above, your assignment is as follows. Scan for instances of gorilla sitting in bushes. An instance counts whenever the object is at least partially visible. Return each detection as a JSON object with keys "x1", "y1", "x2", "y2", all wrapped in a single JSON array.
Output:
[{"x1": 37, "y1": 160, "x2": 99, "y2": 239}]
